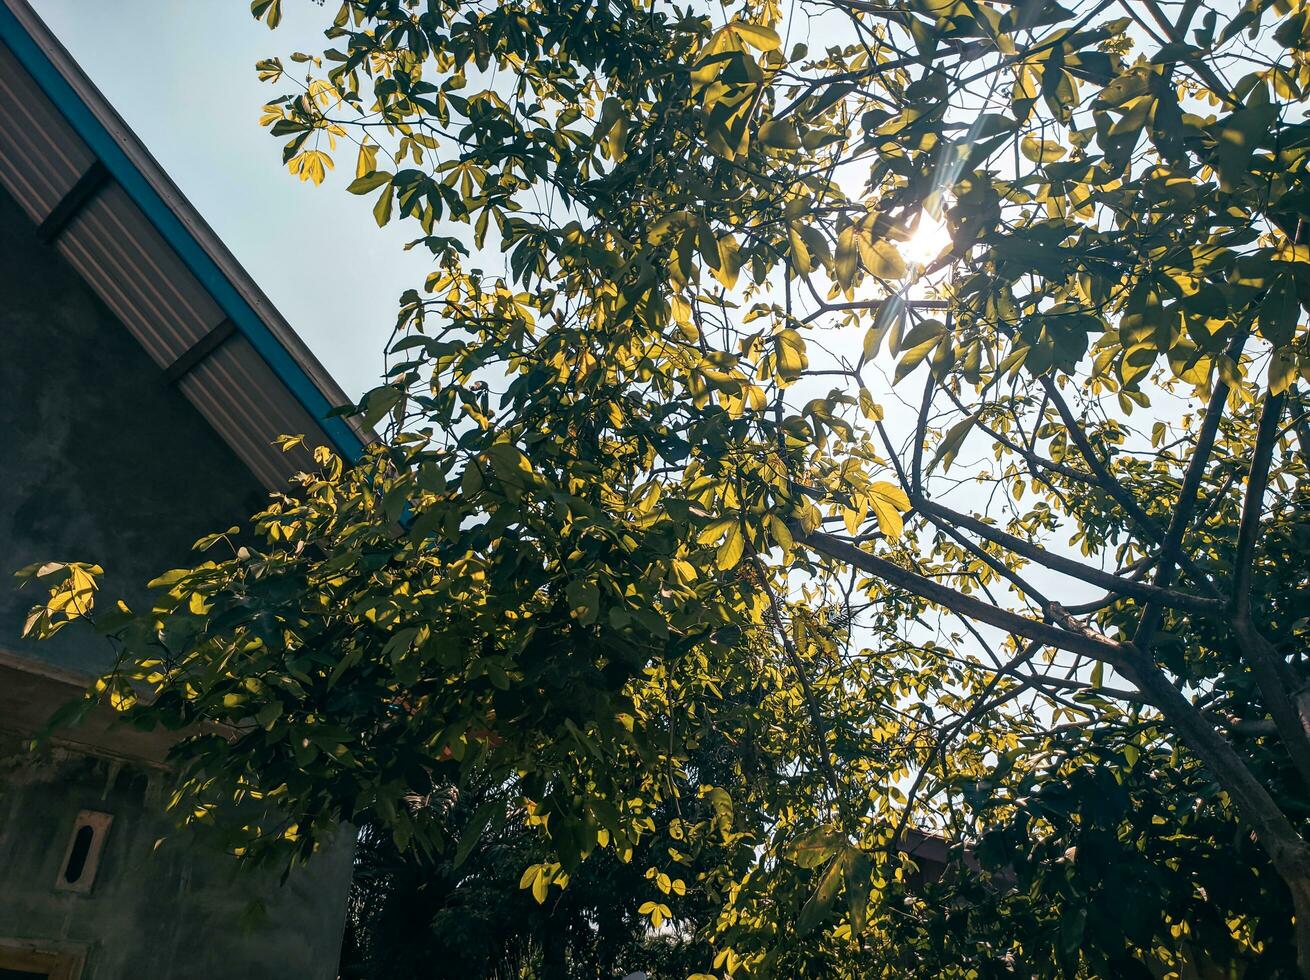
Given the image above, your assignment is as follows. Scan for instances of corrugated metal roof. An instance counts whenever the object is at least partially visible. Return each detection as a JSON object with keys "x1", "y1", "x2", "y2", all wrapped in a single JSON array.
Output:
[
  {"x1": 181, "y1": 336, "x2": 321, "y2": 485},
  {"x1": 0, "y1": 39, "x2": 89, "y2": 220},
  {"x1": 58, "y1": 182, "x2": 227, "y2": 367},
  {"x1": 0, "y1": 0, "x2": 369, "y2": 490}
]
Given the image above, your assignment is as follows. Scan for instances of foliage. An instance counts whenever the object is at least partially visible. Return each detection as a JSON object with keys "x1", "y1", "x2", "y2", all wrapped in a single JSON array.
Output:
[
  {"x1": 340, "y1": 779, "x2": 712, "y2": 980},
  {"x1": 20, "y1": 0, "x2": 1310, "y2": 975}
]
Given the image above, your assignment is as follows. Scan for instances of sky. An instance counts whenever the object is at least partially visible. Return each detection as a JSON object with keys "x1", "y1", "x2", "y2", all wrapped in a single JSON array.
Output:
[
  {"x1": 25, "y1": 1, "x2": 958, "y2": 402},
  {"x1": 29, "y1": 0, "x2": 427, "y2": 399}
]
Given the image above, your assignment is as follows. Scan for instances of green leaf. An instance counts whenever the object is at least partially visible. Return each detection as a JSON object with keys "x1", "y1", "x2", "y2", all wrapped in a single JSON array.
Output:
[
  {"x1": 707, "y1": 787, "x2": 734, "y2": 837},
  {"x1": 361, "y1": 385, "x2": 403, "y2": 430},
  {"x1": 760, "y1": 119, "x2": 801, "y2": 150},
  {"x1": 566, "y1": 579, "x2": 601, "y2": 625},
  {"x1": 929, "y1": 411, "x2": 980, "y2": 473},
  {"x1": 255, "y1": 702, "x2": 283, "y2": 729},
  {"x1": 250, "y1": 0, "x2": 282, "y2": 28},
  {"x1": 347, "y1": 171, "x2": 393, "y2": 195},
  {"x1": 372, "y1": 183, "x2": 395, "y2": 227},
  {"x1": 1259, "y1": 275, "x2": 1299, "y2": 347},
  {"x1": 787, "y1": 827, "x2": 844, "y2": 869},
  {"x1": 898, "y1": 318, "x2": 946, "y2": 353},
  {"x1": 843, "y1": 848, "x2": 872, "y2": 935},
  {"x1": 797, "y1": 854, "x2": 844, "y2": 935},
  {"x1": 454, "y1": 801, "x2": 500, "y2": 868},
  {"x1": 486, "y1": 443, "x2": 533, "y2": 484},
  {"x1": 893, "y1": 337, "x2": 938, "y2": 384}
]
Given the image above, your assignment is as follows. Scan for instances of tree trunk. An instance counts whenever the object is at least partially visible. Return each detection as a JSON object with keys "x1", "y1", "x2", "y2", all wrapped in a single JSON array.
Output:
[
  {"x1": 1289, "y1": 874, "x2": 1310, "y2": 978},
  {"x1": 540, "y1": 913, "x2": 569, "y2": 980}
]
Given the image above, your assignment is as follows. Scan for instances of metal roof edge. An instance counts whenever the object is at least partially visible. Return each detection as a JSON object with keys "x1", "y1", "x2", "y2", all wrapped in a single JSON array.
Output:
[{"x1": 0, "y1": 0, "x2": 368, "y2": 461}]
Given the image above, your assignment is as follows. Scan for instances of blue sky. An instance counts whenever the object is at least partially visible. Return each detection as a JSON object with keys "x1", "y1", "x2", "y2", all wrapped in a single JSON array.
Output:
[{"x1": 30, "y1": 0, "x2": 426, "y2": 398}]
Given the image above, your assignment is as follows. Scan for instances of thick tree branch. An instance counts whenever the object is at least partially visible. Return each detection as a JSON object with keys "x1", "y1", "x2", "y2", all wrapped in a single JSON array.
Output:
[
  {"x1": 1118, "y1": 634, "x2": 1310, "y2": 975},
  {"x1": 912, "y1": 498, "x2": 1223, "y2": 614},
  {"x1": 1223, "y1": 392, "x2": 1310, "y2": 788},
  {"x1": 801, "y1": 529, "x2": 1131, "y2": 665},
  {"x1": 1134, "y1": 331, "x2": 1247, "y2": 645},
  {"x1": 1233, "y1": 391, "x2": 1286, "y2": 615}
]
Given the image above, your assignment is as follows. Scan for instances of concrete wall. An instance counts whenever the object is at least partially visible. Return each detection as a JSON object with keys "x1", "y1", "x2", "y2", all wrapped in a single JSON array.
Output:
[
  {"x1": 0, "y1": 186, "x2": 353, "y2": 976},
  {"x1": 0, "y1": 732, "x2": 354, "y2": 979}
]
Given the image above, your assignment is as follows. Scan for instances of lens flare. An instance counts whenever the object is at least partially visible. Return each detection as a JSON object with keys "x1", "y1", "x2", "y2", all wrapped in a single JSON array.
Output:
[{"x1": 900, "y1": 210, "x2": 951, "y2": 268}]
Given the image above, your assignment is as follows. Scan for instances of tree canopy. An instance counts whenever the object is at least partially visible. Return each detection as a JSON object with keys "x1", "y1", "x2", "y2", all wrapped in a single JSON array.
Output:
[{"x1": 21, "y1": 0, "x2": 1310, "y2": 975}]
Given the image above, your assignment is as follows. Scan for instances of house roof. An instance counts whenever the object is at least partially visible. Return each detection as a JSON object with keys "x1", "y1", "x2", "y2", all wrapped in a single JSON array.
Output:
[{"x1": 0, "y1": 0, "x2": 368, "y2": 488}]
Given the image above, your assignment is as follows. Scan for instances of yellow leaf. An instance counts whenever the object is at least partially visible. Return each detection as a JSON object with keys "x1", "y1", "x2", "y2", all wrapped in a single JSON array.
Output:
[
  {"x1": 356, "y1": 141, "x2": 379, "y2": 180},
  {"x1": 767, "y1": 513, "x2": 794, "y2": 551},
  {"x1": 670, "y1": 559, "x2": 698, "y2": 585},
  {"x1": 870, "y1": 480, "x2": 910, "y2": 510},
  {"x1": 869, "y1": 481, "x2": 910, "y2": 538},
  {"x1": 697, "y1": 517, "x2": 736, "y2": 545},
  {"x1": 842, "y1": 505, "x2": 863, "y2": 536},
  {"x1": 715, "y1": 234, "x2": 742, "y2": 289},
  {"x1": 1269, "y1": 348, "x2": 1298, "y2": 396},
  {"x1": 730, "y1": 21, "x2": 781, "y2": 50},
  {"x1": 776, "y1": 328, "x2": 809, "y2": 377},
  {"x1": 870, "y1": 498, "x2": 904, "y2": 539},
  {"x1": 858, "y1": 388, "x2": 884, "y2": 421},
  {"x1": 858, "y1": 236, "x2": 907, "y2": 280},
  {"x1": 788, "y1": 224, "x2": 812, "y2": 274},
  {"x1": 834, "y1": 226, "x2": 859, "y2": 290},
  {"x1": 760, "y1": 118, "x2": 800, "y2": 150},
  {"x1": 1020, "y1": 136, "x2": 1066, "y2": 163},
  {"x1": 717, "y1": 525, "x2": 745, "y2": 570},
  {"x1": 288, "y1": 149, "x2": 334, "y2": 185}
]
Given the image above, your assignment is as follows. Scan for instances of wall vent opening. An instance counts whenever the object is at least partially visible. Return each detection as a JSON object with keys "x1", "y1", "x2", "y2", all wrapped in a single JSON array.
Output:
[
  {"x1": 54, "y1": 811, "x2": 112, "y2": 895},
  {"x1": 62, "y1": 826, "x2": 94, "y2": 884}
]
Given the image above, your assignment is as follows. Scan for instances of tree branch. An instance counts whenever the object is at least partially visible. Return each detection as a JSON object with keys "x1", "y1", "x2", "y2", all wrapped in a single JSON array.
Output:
[
  {"x1": 912, "y1": 498, "x2": 1223, "y2": 614},
  {"x1": 1233, "y1": 391, "x2": 1286, "y2": 615},
  {"x1": 1134, "y1": 330, "x2": 1247, "y2": 645},
  {"x1": 801, "y1": 529, "x2": 1131, "y2": 665},
  {"x1": 1041, "y1": 377, "x2": 1221, "y2": 598}
]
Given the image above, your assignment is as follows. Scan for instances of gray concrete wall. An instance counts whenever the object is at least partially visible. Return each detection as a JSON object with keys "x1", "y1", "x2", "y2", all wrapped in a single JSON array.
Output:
[
  {"x1": 0, "y1": 186, "x2": 354, "y2": 976},
  {"x1": 0, "y1": 733, "x2": 354, "y2": 980}
]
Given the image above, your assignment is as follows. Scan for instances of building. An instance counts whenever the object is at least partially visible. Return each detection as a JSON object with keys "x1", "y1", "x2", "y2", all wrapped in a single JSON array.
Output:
[{"x1": 0, "y1": 2, "x2": 365, "y2": 975}]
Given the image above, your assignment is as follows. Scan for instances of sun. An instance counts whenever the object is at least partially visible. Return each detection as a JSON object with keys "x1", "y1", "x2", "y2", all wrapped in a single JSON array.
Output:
[{"x1": 900, "y1": 210, "x2": 952, "y2": 268}]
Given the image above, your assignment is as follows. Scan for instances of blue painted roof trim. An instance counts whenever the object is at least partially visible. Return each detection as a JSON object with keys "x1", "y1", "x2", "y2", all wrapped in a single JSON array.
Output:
[{"x1": 0, "y1": 6, "x2": 365, "y2": 461}]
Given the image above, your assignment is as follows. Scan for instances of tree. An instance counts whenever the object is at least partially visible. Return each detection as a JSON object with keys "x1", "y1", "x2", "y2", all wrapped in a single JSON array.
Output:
[
  {"x1": 339, "y1": 786, "x2": 688, "y2": 979},
  {"x1": 22, "y1": 0, "x2": 1310, "y2": 974}
]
